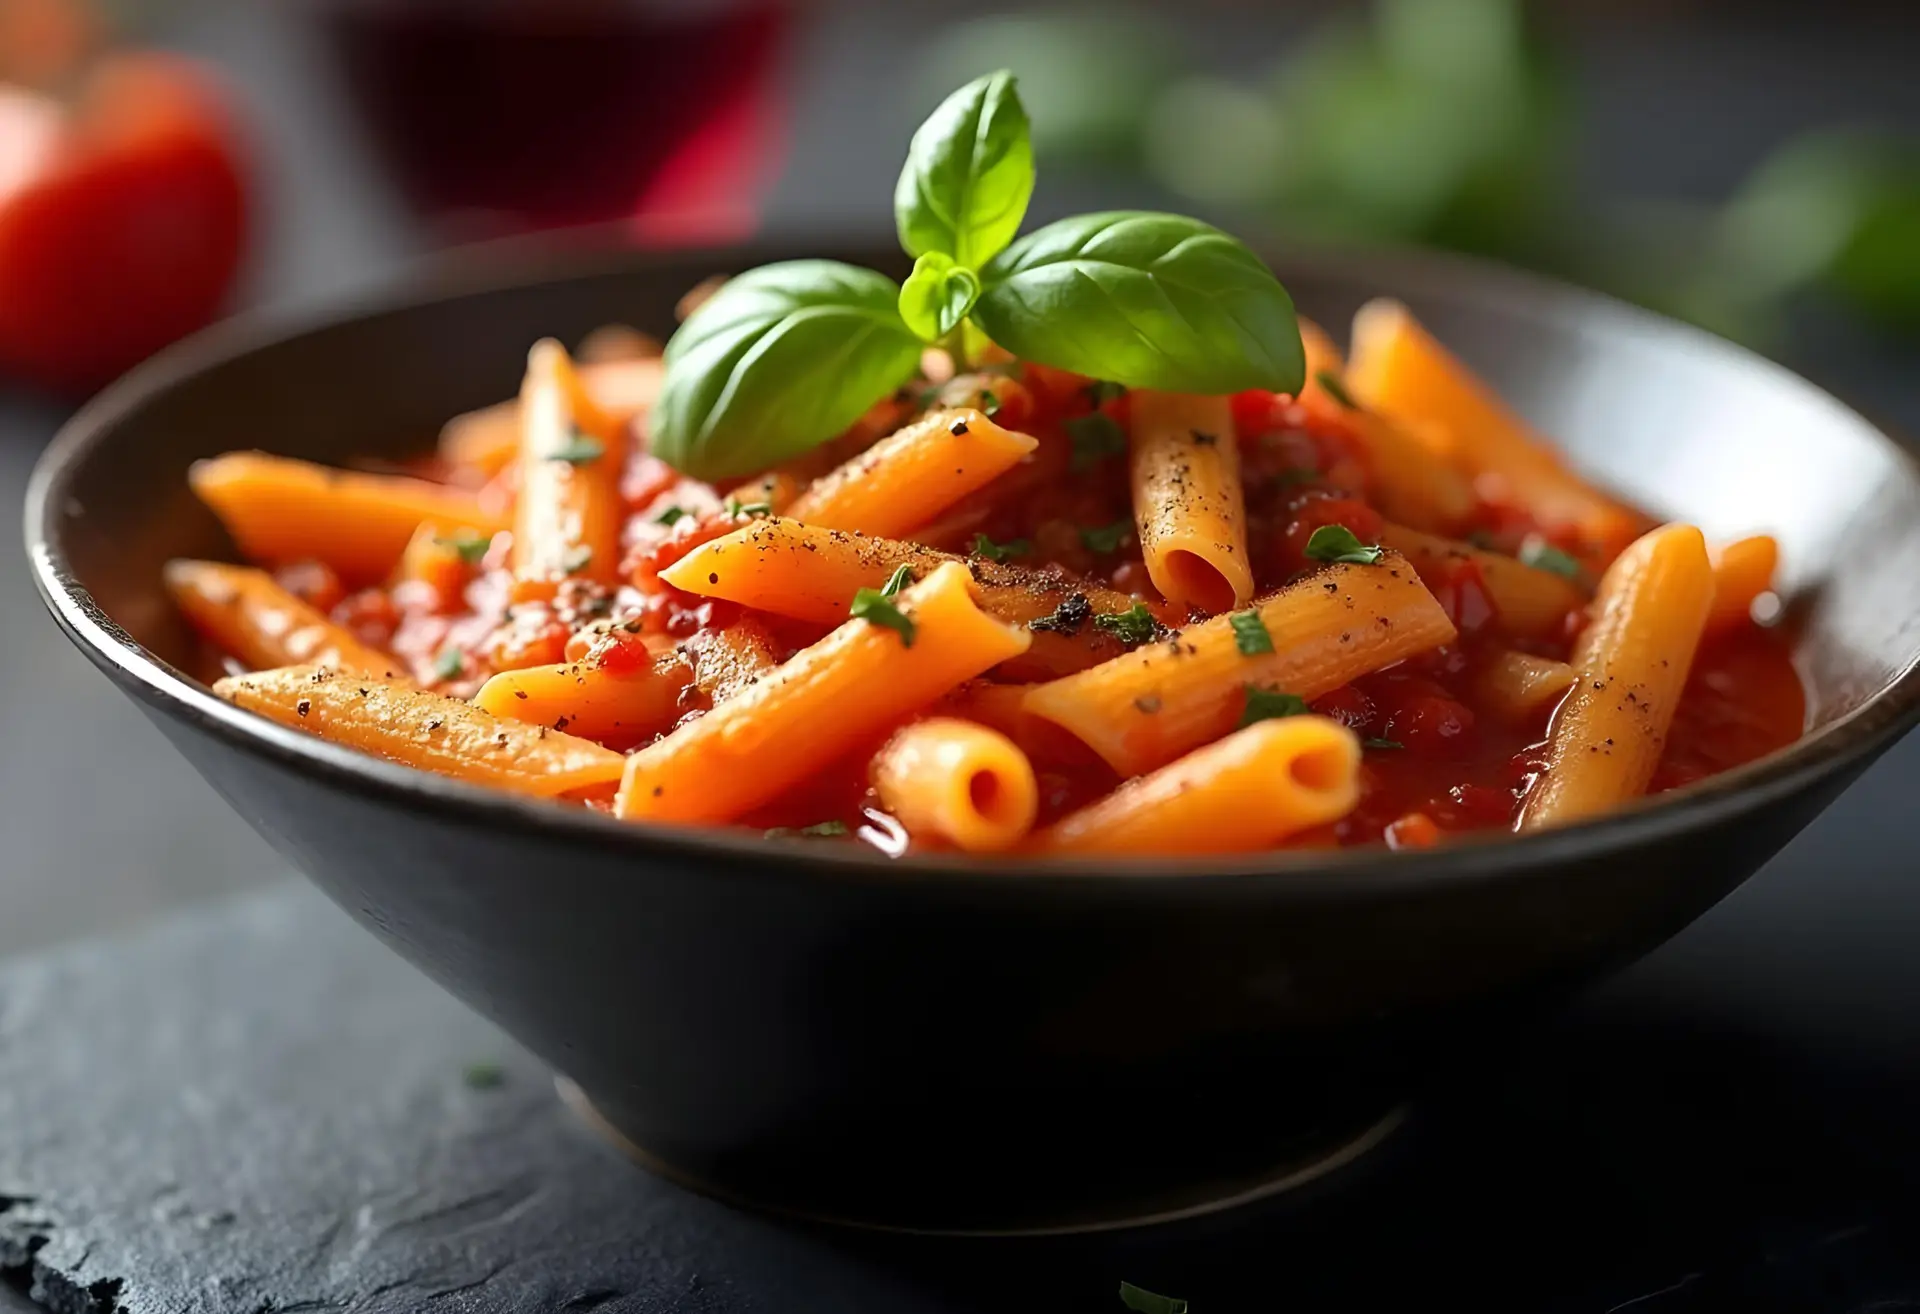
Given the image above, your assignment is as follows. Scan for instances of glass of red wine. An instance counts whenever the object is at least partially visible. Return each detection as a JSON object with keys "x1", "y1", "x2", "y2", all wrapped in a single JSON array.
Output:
[{"x1": 313, "y1": 0, "x2": 793, "y2": 247}]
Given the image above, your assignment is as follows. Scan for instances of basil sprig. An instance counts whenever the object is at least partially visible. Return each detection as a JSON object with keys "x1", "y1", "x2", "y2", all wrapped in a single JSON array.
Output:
[{"x1": 651, "y1": 71, "x2": 1305, "y2": 480}]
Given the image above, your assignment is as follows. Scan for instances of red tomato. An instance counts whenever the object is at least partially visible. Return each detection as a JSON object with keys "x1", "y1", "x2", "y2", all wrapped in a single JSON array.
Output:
[{"x1": 0, "y1": 52, "x2": 249, "y2": 392}]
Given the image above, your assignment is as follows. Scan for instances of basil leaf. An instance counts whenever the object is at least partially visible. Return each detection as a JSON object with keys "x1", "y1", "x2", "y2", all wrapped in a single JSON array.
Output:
[
  {"x1": 973, "y1": 212, "x2": 1305, "y2": 394},
  {"x1": 1093, "y1": 602, "x2": 1163, "y2": 647},
  {"x1": 652, "y1": 261, "x2": 924, "y2": 480},
  {"x1": 895, "y1": 69, "x2": 1035, "y2": 269},
  {"x1": 547, "y1": 434, "x2": 604, "y2": 464},
  {"x1": 432, "y1": 648, "x2": 465, "y2": 682},
  {"x1": 971, "y1": 533, "x2": 1030, "y2": 562},
  {"x1": 1080, "y1": 519, "x2": 1132, "y2": 554},
  {"x1": 1518, "y1": 537, "x2": 1583, "y2": 581},
  {"x1": 1240, "y1": 685, "x2": 1310, "y2": 727},
  {"x1": 899, "y1": 252, "x2": 983, "y2": 341},
  {"x1": 1304, "y1": 524, "x2": 1384, "y2": 565},
  {"x1": 1315, "y1": 369, "x2": 1358, "y2": 409},
  {"x1": 435, "y1": 530, "x2": 492, "y2": 566},
  {"x1": 1229, "y1": 609, "x2": 1274, "y2": 655},
  {"x1": 850, "y1": 588, "x2": 917, "y2": 647},
  {"x1": 879, "y1": 564, "x2": 915, "y2": 597}
]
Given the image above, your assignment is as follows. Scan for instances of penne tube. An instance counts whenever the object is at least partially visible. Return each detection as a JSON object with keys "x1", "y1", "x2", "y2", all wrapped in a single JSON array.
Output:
[
  {"x1": 1705, "y1": 534, "x2": 1779, "y2": 637},
  {"x1": 189, "y1": 452, "x2": 508, "y2": 586},
  {"x1": 511, "y1": 339, "x2": 627, "y2": 596},
  {"x1": 165, "y1": 559, "x2": 403, "y2": 678},
  {"x1": 1517, "y1": 524, "x2": 1715, "y2": 831},
  {"x1": 439, "y1": 357, "x2": 663, "y2": 478},
  {"x1": 679, "y1": 616, "x2": 782, "y2": 704},
  {"x1": 1474, "y1": 650, "x2": 1578, "y2": 724},
  {"x1": 658, "y1": 518, "x2": 1149, "y2": 680},
  {"x1": 214, "y1": 665, "x2": 626, "y2": 797},
  {"x1": 1348, "y1": 300, "x2": 1645, "y2": 560},
  {"x1": 935, "y1": 681, "x2": 1100, "y2": 770},
  {"x1": 615, "y1": 562, "x2": 1031, "y2": 824},
  {"x1": 1129, "y1": 390, "x2": 1253, "y2": 613},
  {"x1": 1032, "y1": 717, "x2": 1362, "y2": 855},
  {"x1": 783, "y1": 407, "x2": 1038, "y2": 537},
  {"x1": 1023, "y1": 554, "x2": 1457, "y2": 778},
  {"x1": 870, "y1": 718, "x2": 1039, "y2": 853},
  {"x1": 472, "y1": 653, "x2": 692, "y2": 749},
  {"x1": 1379, "y1": 523, "x2": 1588, "y2": 640}
]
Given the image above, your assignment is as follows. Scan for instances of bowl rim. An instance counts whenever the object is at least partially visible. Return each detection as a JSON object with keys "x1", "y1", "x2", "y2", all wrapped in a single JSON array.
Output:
[{"x1": 24, "y1": 233, "x2": 1920, "y2": 896}]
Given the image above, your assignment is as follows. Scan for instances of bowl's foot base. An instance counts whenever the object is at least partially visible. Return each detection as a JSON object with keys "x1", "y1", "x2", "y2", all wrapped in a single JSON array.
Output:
[{"x1": 557, "y1": 1075, "x2": 1408, "y2": 1237}]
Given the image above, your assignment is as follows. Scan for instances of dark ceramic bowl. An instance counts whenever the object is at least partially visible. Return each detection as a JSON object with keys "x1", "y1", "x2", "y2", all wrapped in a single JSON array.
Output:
[{"x1": 26, "y1": 239, "x2": 1920, "y2": 1234}]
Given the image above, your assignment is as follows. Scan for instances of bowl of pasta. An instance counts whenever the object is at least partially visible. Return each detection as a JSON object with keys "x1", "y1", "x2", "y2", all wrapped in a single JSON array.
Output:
[{"x1": 27, "y1": 75, "x2": 1920, "y2": 1234}]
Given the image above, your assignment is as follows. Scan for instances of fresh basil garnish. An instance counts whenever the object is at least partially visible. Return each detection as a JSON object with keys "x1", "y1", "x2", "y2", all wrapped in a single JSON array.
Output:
[
  {"x1": 1304, "y1": 524, "x2": 1384, "y2": 565},
  {"x1": 899, "y1": 252, "x2": 983, "y2": 342},
  {"x1": 1240, "y1": 685, "x2": 1310, "y2": 727},
  {"x1": 894, "y1": 70, "x2": 1034, "y2": 270},
  {"x1": 650, "y1": 261, "x2": 923, "y2": 480}
]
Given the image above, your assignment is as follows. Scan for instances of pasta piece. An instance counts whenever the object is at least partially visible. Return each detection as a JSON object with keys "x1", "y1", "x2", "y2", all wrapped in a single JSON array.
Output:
[
  {"x1": 165, "y1": 559, "x2": 403, "y2": 678},
  {"x1": 397, "y1": 521, "x2": 490, "y2": 610},
  {"x1": 213, "y1": 665, "x2": 626, "y2": 797},
  {"x1": 783, "y1": 407, "x2": 1038, "y2": 536},
  {"x1": 870, "y1": 718, "x2": 1039, "y2": 853},
  {"x1": 1379, "y1": 523, "x2": 1587, "y2": 640},
  {"x1": 616, "y1": 562, "x2": 1031, "y2": 824},
  {"x1": 439, "y1": 357, "x2": 663, "y2": 477},
  {"x1": 936, "y1": 681, "x2": 1099, "y2": 769},
  {"x1": 679, "y1": 616, "x2": 782, "y2": 704},
  {"x1": 1032, "y1": 717, "x2": 1361, "y2": 855},
  {"x1": 1348, "y1": 300, "x2": 1644, "y2": 560},
  {"x1": 189, "y1": 452, "x2": 508, "y2": 586},
  {"x1": 1023, "y1": 554, "x2": 1456, "y2": 778},
  {"x1": 1517, "y1": 524, "x2": 1715, "y2": 831},
  {"x1": 472, "y1": 653, "x2": 691, "y2": 749},
  {"x1": 658, "y1": 518, "x2": 1148, "y2": 679},
  {"x1": 1475, "y1": 651, "x2": 1577, "y2": 723},
  {"x1": 1129, "y1": 390, "x2": 1253, "y2": 613},
  {"x1": 1706, "y1": 534, "x2": 1779, "y2": 637},
  {"x1": 511, "y1": 339, "x2": 627, "y2": 595}
]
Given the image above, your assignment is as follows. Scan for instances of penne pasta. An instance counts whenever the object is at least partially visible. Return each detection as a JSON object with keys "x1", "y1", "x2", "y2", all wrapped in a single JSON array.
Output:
[
  {"x1": 166, "y1": 559, "x2": 403, "y2": 678},
  {"x1": 1517, "y1": 524, "x2": 1715, "y2": 830},
  {"x1": 1348, "y1": 300, "x2": 1645, "y2": 560},
  {"x1": 1474, "y1": 650, "x2": 1578, "y2": 723},
  {"x1": 1706, "y1": 534, "x2": 1779, "y2": 638},
  {"x1": 1129, "y1": 391, "x2": 1253, "y2": 613},
  {"x1": 870, "y1": 718, "x2": 1039, "y2": 853},
  {"x1": 189, "y1": 452, "x2": 508, "y2": 586},
  {"x1": 439, "y1": 356, "x2": 663, "y2": 478},
  {"x1": 615, "y1": 562, "x2": 1031, "y2": 824},
  {"x1": 680, "y1": 616, "x2": 782, "y2": 705},
  {"x1": 1378, "y1": 522, "x2": 1588, "y2": 640},
  {"x1": 511, "y1": 339, "x2": 627, "y2": 596},
  {"x1": 214, "y1": 665, "x2": 627, "y2": 797},
  {"x1": 471, "y1": 652, "x2": 692, "y2": 749},
  {"x1": 783, "y1": 407, "x2": 1038, "y2": 536},
  {"x1": 1023, "y1": 554, "x2": 1457, "y2": 777},
  {"x1": 1032, "y1": 717, "x2": 1361, "y2": 855}
]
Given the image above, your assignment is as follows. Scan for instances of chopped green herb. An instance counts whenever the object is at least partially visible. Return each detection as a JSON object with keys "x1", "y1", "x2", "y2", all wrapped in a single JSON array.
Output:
[
  {"x1": 724, "y1": 497, "x2": 773, "y2": 519},
  {"x1": 462, "y1": 1061, "x2": 505, "y2": 1090},
  {"x1": 850, "y1": 588, "x2": 916, "y2": 646},
  {"x1": 547, "y1": 434, "x2": 604, "y2": 464},
  {"x1": 1029, "y1": 592, "x2": 1093, "y2": 635},
  {"x1": 1080, "y1": 519, "x2": 1131, "y2": 554},
  {"x1": 1364, "y1": 737, "x2": 1404, "y2": 750},
  {"x1": 654, "y1": 506, "x2": 688, "y2": 526},
  {"x1": 1118, "y1": 1282, "x2": 1188, "y2": 1314},
  {"x1": 1066, "y1": 411, "x2": 1128, "y2": 471},
  {"x1": 434, "y1": 529, "x2": 491, "y2": 566},
  {"x1": 879, "y1": 563, "x2": 915, "y2": 597},
  {"x1": 1519, "y1": 538, "x2": 1583, "y2": 581},
  {"x1": 1093, "y1": 602, "x2": 1162, "y2": 647},
  {"x1": 1085, "y1": 379, "x2": 1127, "y2": 406},
  {"x1": 971, "y1": 533, "x2": 1031, "y2": 562},
  {"x1": 766, "y1": 820, "x2": 850, "y2": 839},
  {"x1": 1272, "y1": 466, "x2": 1320, "y2": 490},
  {"x1": 432, "y1": 648, "x2": 465, "y2": 682},
  {"x1": 561, "y1": 544, "x2": 594, "y2": 574},
  {"x1": 1229, "y1": 609, "x2": 1274, "y2": 655},
  {"x1": 1304, "y1": 524, "x2": 1384, "y2": 565},
  {"x1": 1315, "y1": 369, "x2": 1358, "y2": 409},
  {"x1": 1239, "y1": 685, "x2": 1310, "y2": 727},
  {"x1": 976, "y1": 389, "x2": 1002, "y2": 419}
]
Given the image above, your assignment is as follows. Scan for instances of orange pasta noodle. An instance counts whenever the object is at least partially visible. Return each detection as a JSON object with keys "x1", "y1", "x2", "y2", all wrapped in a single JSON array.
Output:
[
  {"x1": 1348, "y1": 299, "x2": 1644, "y2": 560},
  {"x1": 439, "y1": 356, "x2": 663, "y2": 477},
  {"x1": 1129, "y1": 390, "x2": 1252, "y2": 613},
  {"x1": 1032, "y1": 716, "x2": 1361, "y2": 855},
  {"x1": 782, "y1": 407, "x2": 1037, "y2": 536},
  {"x1": 679, "y1": 616, "x2": 782, "y2": 704},
  {"x1": 1517, "y1": 523, "x2": 1715, "y2": 831},
  {"x1": 511, "y1": 339, "x2": 627, "y2": 596},
  {"x1": 214, "y1": 665, "x2": 627, "y2": 798},
  {"x1": 658, "y1": 517, "x2": 1148, "y2": 679},
  {"x1": 189, "y1": 452, "x2": 508, "y2": 586},
  {"x1": 1706, "y1": 534, "x2": 1779, "y2": 638},
  {"x1": 616, "y1": 561, "x2": 1030, "y2": 824},
  {"x1": 1474, "y1": 651, "x2": 1577, "y2": 723},
  {"x1": 1024, "y1": 554, "x2": 1456, "y2": 777},
  {"x1": 936, "y1": 681, "x2": 1098, "y2": 770},
  {"x1": 1378, "y1": 522, "x2": 1588, "y2": 640},
  {"x1": 870, "y1": 718, "x2": 1039, "y2": 853},
  {"x1": 166, "y1": 559, "x2": 403, "y2": 678},
  {"x1": 472, "y1": 653, "x2": 692, "y2": 749}
]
